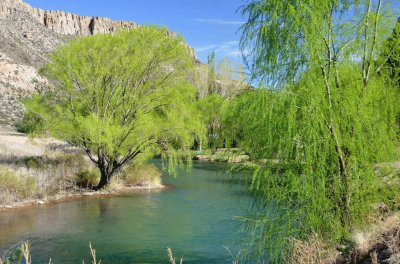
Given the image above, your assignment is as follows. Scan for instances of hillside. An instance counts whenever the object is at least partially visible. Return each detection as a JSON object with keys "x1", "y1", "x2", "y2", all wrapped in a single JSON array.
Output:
[{"x1": 0, "y1": 0, "x2": 138, "y2": 128}]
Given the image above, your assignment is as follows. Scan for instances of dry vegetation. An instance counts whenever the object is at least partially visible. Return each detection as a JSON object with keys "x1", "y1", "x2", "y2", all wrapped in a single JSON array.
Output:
[
  {"x1": 121, "y1": 163, "x2": 162, "y2": 187},
  {"x1": 288, "y1": 213, "x2": 400, "y2": 264},
  {"x1": 0, "y1": 132, "x2": 89, "y2": 206},
  {"x1": 335, "y1": 214, "x2": 400, "y2": 264},
  {"x1": 0, "y1": 241, "x2": 98, "y2": 264},
  {"x1": 1, "y1": 243, "x2": 182, "y2": 264},
  {"x1": 290, "y1": 234, "x2": 339, "y2": 264},
  {"x1": 0, "y1": 131, "x2": 162, "y2": 208}
]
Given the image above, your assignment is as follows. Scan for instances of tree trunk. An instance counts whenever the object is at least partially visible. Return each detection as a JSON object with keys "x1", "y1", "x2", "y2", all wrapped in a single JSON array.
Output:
[
  {"x1": 94, "y1": 168, "x2": 111, "y2": 190},
  {"x1": 321, "y1": 61, "x2": 352, "y2": 230}
]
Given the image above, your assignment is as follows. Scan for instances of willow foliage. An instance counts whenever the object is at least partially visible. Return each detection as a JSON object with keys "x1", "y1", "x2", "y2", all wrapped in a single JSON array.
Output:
[
  {"x1": 235, "y1": 0, "x2": 400, "y2": 261},
  {"x1": 380, "y1": 17, "x2": 400, "y2": 88},
  {"x1": 231, "y1": 68, "x2": 399, "y2": 261},
  {"x1": 26, "y1": 27, "x2": 203, "y2": 189}
]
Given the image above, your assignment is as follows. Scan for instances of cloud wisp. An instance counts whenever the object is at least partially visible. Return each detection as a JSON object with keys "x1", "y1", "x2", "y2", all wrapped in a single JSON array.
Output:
[
  {"x1": 194, "y1": 18, "x2": 244, "y2": 26},
  {"x1": 194, "y1": 40, "x2": 246, "y2": 58}
]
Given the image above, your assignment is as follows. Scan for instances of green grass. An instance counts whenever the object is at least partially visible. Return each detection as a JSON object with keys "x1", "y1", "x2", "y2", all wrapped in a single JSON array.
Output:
[
  {"x1": 121, "y1": 163, "x2": 162, "y2": 186},
  {"x1": 75, "y1": 169, "x2": 100, "y2": 189},
  {"x1": 0, "y1": 166, "x2": 37, "y2": 204}
]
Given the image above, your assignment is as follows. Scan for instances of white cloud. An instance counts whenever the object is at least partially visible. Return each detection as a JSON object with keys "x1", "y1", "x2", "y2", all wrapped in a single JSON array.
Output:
[
  {"x1": 194, "y1": 40, "x2": 244, "y2": 58},
  {"x1": 227, "y1": 50, "x2": 242, "y2": 57},
  {"x1": 194, "y1": 18, "x2": 244, "y2": 26},
  {"x1": 195, "y1": 40, "x2": 237, "y2": 53},
  {"x1": 195, "y1": 44, "x2": 219, "y2": 52}
]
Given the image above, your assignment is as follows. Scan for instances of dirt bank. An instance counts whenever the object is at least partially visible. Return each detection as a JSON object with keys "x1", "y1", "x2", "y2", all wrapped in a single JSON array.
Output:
[{"x1": 0, "y1": 183, "x2": 166, "y2": 212}]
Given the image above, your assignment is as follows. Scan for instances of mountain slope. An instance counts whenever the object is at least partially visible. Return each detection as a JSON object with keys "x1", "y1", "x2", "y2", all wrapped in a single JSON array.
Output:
[{"x1": 0, "y1": 0, "x2": 138, "y2": 128}]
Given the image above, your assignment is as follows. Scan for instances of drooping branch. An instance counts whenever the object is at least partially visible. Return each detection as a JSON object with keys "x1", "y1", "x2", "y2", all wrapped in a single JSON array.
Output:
[
  {"x1": 362, "y1": 0, "x2": 372, "y2": 86},
  {"x1": 364, "y1": 0, "x2": 383, "y2": 88}
]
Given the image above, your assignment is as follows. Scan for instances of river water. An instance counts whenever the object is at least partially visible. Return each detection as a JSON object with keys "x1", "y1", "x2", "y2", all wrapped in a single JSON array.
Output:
[{"x1": 0, "y1": 160, "x2": 250, "y2": 263}]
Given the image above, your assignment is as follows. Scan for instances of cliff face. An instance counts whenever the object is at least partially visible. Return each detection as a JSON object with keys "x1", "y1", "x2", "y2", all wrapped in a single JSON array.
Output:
[
  {"x1": 0, "y1": 0, "x2": 138, "y2": 35},
  {"x1": 0, "y1": 0, "x2": 139, "y2": 127}
]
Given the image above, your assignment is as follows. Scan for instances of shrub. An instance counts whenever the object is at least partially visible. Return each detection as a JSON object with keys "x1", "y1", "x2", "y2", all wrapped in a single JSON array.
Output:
[
  {"x1": 55, "y1": 153, "x2": 86, "y2": 167},
  {"x1": 75, "y1": 169, "x2": 100, "y2": 189},
  {"x1": 15, "y1": 156, "x2": 45, "y2": 169},
  {"x1": 15, "y1": 111, "x2": 43, "y2": 134},
  {"x1": 122, "y1": 163, "x2": 161, "y2": 186},
  {"x1": 54, "y1": 153, "x2": 87, "y2": 177},
  {"x1": 0, "y1": 166, "x2": 37, "y2": 204}
]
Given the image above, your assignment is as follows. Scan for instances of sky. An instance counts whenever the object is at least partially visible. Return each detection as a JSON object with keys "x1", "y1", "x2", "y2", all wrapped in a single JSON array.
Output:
[
  {"x1": 23, "y1": 0, "x2": 245, "y2": 65},
  {"x1": 22, "y1": 0, "x2": 400, "y2": 76}
]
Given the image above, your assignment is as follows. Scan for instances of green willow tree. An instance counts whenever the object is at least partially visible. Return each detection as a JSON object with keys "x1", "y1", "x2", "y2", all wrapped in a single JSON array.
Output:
[
  {"x1": 197, "y1": 94, "x2": 227, "y2": 149},
  {"x1": 218, "y1": 57, "x2": 247, "y2": 98},
  {"x1": 26, "y1": 27, "x2": 202, "y2": 190},
  {"x1": 380, "y1": 17, "x2": 400, "y2": 127},
  {"x1": 380, "y1": 17, "x2": 400, "y2": 87},
  {"x1": 234, "y1": 0, "x2": 400, "y2": 260},
  {"x1": 207, "y1": 51, "x2": 217, "y2": 95}
]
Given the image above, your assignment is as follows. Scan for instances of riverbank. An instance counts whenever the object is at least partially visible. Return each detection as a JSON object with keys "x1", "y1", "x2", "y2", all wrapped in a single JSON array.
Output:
[
  {"x1": 0, "y1": 128, "x2": 164, "y2": 211},
  {"x1": 0, "y1": 183, "x2": 165, "y2": 212},
  {"x1": 289, "y1": 209, "x2": 400, "y2": 264},
  {"x1": 336, "y1": 213, "x2": 400, "y2": 263},
  {"x1": 192, "y1": 148, "x2": 250, "y2": 163}
]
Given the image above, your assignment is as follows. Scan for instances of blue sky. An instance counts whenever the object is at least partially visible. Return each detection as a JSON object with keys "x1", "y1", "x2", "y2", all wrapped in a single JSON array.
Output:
[
  {"x1": 24, "y1": 0, "x2": 245, "y2": 65},
  {"x1": 23, "y1": 0, "x2": 400, "y2": 71}
]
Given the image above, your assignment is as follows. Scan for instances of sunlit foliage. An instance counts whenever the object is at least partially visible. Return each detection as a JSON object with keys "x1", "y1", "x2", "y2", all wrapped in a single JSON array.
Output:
[
  {"x1": 26, "y1": 27, "x2": 202, "y2": 189},
  {"x1": 235, "y1": 0, "x2": 400, "y2": 261}
]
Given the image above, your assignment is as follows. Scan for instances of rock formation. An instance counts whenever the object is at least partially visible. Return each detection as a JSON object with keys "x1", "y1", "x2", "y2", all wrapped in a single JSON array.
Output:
[
  {"x1": 0, "y1": 0, "x2": 138, "y2": 35},
  {"x1": 0, "y1": 0, "x2": 139, "y2": 128}
]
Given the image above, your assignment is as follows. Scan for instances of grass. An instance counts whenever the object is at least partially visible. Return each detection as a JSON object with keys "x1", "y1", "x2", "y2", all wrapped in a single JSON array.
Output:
[
  {"x1": 1, "y1": 242, "x2": 180, "y2": 264},
  {"x1": 0, "y1": 132, "x2": 166, "y2": 207},
  {"x1": 193, "y1": 148, "x2": 250, "y2": 163},
  {"x1": 75, "y1": 169, "x2": 100, "y2": 189},
  {"x1": 167, "y1": 248, "x2": 183, "y2": 264},
  {"x1": 289, "y1": 234, "x2": 339, "y2": 264},
  {"x1": 121, "y1": 163, "x2": 162, "y2": 187},
  {"x1": 286, "y1": 213, "x2": 400, "y2": 264},
  {"x1": 336, "y1": 214, "x2": 400, "y2": 264},
  {"x1": 0, "y1": 153, "x2": 165, "y2": 207},
  {"x1": 0, "y1": 242, "x2": 96, "y2": 264},
  {"x1": 0, "y1": 167, "x2": 37, "y2": 204},
  {"x1": 0, "y1": 153, "x2": 94, "y2": 206}
]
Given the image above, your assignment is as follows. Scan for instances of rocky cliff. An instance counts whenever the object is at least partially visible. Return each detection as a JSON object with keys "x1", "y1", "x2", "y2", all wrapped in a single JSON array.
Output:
[
  {"x1": 0, "y1": 0, "x2": 138, "y2": 35},
  {"x1": 0, "y1": 0, "x2": 140, "y2": 128}
]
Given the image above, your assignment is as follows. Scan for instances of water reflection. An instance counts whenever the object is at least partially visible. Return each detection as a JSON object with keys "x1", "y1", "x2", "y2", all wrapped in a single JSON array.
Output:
[{"x1": 0, "y1": 160, "x2": 250, "y2": 263}]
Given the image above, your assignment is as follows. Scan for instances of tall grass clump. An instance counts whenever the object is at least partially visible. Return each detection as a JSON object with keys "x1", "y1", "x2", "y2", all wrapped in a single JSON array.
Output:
[
  {"x1": 0, "y1": 166, "x2": 37, "y2": 204},
  {"x1": 75, "y1": 169, "x2": 100, "y2": 189},
  {"x1": 121, "y1": 163, "x2": 162, "y2": 187},
  {"x1": 15, "y1": 111, "x2": 43, "y2": 134},
  {"x1": 0, "y1": 241, "x2": 32, "y2": 264},
  {"x1": 0, "y1": 242, "x2": 101, "y2": 264},
  {"x1": 15, "y1": 153, "x2": 90, "y2": 194}
]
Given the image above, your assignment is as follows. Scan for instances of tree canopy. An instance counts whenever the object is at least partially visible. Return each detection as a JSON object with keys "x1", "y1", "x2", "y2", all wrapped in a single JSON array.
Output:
[
  {"x1": 380, "y1": 17, "x2": 400, "y2": 87},
  {"x1": 218, "y1": 58, "x2": 247, "y2": 98},
  {"x1": 236, "y1": 0, "x2": 400, "y2": 261},
  {"x1": 27, "y1": 26, "x2": 202, "y2": 189},
  {"x1": 197, "y1": 94, "x2": 227, "y2": 149}
]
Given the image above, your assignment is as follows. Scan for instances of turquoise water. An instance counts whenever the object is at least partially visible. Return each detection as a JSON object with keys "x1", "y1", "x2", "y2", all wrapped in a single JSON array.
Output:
[{"x1": 0, "y1": 160, "x2": 250, "y2": 263}]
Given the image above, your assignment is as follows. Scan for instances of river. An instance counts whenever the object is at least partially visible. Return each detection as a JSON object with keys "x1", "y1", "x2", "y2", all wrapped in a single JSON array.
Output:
[{"x1": 0, "y1": 160, "x2": 250, "y2": 263}]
